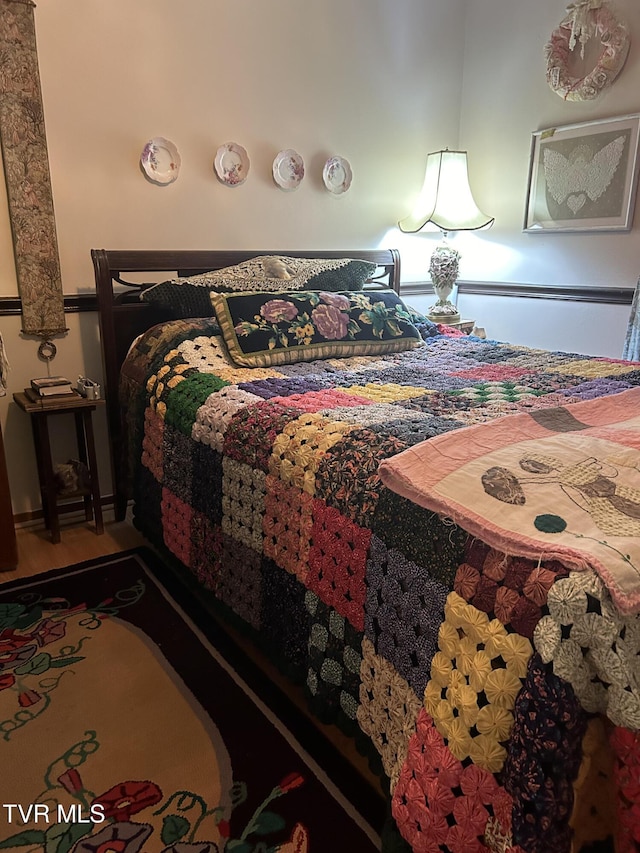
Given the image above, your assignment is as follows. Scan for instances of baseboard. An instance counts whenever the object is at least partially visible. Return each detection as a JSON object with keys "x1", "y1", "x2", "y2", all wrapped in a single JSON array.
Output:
[{"x1": 13, "y1": 494, "x2": 115, "y2": 527}]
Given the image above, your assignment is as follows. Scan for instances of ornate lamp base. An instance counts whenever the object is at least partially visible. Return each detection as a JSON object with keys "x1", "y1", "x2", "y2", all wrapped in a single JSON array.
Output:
[
  {"x1": 427, "y1": 303, "x2": 460, "y2": 324},
  {"x1": 428, "y1": 242, "x2": 461, "y2": 325}
]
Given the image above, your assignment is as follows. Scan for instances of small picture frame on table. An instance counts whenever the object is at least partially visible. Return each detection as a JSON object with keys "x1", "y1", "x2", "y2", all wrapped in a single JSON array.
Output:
[{"x1": 524, "y1": 113, "x2": 640, "y2": 232}]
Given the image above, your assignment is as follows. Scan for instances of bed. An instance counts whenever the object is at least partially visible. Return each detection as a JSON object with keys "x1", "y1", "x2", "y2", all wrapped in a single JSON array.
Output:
[{"x1": 93, "y1": 247, "x2": 640, "y2": 853}]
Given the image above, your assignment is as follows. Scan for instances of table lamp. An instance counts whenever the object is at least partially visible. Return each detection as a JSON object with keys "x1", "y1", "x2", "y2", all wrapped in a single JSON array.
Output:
[{"x1": 398, "y1": 149, "x2": 494, "y2": 323}]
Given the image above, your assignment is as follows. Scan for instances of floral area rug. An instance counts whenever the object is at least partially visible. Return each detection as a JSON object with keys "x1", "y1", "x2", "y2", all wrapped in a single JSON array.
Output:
[{"x1": 0, "y1": 548, "x2": 383, "y2": 853}]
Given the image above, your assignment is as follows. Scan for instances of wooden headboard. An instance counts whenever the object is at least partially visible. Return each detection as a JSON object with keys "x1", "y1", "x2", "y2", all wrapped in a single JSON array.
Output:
[{"x1": 91, "y1": 248, "x2": 401, "y2": 517}]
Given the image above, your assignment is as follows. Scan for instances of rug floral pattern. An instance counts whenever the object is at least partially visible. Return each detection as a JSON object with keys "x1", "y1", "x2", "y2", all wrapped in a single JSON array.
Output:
[{"x1": 0, "y1": 555, "x2": 378, "y2": 853}]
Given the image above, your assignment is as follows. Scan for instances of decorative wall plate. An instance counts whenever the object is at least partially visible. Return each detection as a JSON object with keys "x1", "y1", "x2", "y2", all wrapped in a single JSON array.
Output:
[
  {"x1": 272, "y1": 149, "x2": 305, "y2": 190},
  {"x1": 214, "y1": 142, "x2": 250, "y2": 186},
  {"x1": 140, "y1": 137, "x2": 181, "y2": 185},
  {"x1": 322, "y1": 156, "x2": 352, "y2": 195}
]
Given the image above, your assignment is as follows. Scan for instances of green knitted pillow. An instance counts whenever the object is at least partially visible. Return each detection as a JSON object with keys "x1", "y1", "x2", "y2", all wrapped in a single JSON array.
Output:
[{"x1": 140, "y1": 256, "x2": 377, "y2": 319}]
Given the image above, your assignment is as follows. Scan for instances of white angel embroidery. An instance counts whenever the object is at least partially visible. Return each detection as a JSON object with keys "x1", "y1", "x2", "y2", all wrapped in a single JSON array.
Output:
[{"x1": 543, "y1": 135, "x2": 625, "y2": 214}]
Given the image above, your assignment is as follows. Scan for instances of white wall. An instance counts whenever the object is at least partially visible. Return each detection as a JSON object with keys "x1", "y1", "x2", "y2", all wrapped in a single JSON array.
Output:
[
  {"x1": 0, "y1": 0, "x2": 467, "y2": 514},
  {"x1": 2, "y1": 0, "x2": 639, "y2": 517},
  {"x1": 406, "y1": 290, "x2": 630, "y2": 358},
  {"x1": 37, "y1": 0, "x2": 466, "y2": 282},
  {"x1": 449, "y1": 0, "x2": 640, "y2": 352}
]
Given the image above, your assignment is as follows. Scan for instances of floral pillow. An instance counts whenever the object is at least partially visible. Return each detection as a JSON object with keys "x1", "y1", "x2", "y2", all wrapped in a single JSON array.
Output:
[
  {"x1": 139, "y1": 256, "x2": 377, "y2": 319},
  {"x1": 209, "y1": 289, "x2": 423, "y2": 367}
]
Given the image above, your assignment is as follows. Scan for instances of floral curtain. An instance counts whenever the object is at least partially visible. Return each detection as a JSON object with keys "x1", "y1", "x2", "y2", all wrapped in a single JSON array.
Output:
[{"x1": 0, "y1": 0, "x2": 66, "y2": 338}]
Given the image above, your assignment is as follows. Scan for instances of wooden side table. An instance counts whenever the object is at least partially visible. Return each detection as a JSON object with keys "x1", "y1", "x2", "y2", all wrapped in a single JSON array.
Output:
[
  {"x1": 453, "y1": 319, "x2": 477, "y2": 335},
  {"x1": 13, "y1": 391, "x2": 105, "y2": 543},
  {"x1": 437, "y1": 318, "x2": 477, "y2": 335}
]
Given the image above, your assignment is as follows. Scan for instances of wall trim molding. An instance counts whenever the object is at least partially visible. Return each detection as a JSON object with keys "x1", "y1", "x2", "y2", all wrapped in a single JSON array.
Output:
[
  {"x1": 400, "y1": 280, "x2": 635, "y2": 304},
  {"x1": 0, "y1": 282, "x2": 634, "y2": 318},
  {"x1": 0, "y1": 293, "x2": 97, "y2": 315}
]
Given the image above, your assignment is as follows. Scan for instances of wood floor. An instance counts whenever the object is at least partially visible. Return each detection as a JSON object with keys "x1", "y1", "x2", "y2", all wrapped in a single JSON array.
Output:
[
  {"x1": 1, "y1": 516, "x2": 385, "y2": 797},
  {"x1": 1, "y1": 516, "x2": 145, "y2": 584}
]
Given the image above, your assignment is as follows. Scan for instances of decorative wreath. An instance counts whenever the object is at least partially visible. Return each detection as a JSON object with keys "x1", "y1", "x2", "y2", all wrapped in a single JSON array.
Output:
[{"x1": 545, "y1": 1, "x2": 630, "y2": 101}]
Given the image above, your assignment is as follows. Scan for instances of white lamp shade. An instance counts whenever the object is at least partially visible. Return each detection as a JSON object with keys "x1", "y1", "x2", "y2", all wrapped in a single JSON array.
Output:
[{"x1": 398, "y1": 150, "x2": 494, "y2": 233}]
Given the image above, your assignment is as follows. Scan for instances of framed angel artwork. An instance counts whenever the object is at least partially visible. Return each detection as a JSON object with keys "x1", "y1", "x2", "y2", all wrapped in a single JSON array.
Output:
[{"x1": 524, "y1": 114, "x2": 640, "y2": 232}]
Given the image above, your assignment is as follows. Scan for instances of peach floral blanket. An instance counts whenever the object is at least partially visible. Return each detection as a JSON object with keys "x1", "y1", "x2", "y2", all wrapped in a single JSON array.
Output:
[{"x1": 379, "y1": 388, "x2": 640, "y2": 615}]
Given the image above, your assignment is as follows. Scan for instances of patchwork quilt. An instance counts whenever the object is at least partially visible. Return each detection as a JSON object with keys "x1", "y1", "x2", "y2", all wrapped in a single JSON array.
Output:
[{"x1": 120, "y1": 317, "x2": 640, "y2": 853}]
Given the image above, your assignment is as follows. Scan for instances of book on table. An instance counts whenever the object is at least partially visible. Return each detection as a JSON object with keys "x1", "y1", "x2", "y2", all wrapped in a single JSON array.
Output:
[
  {"x1": 31, "y1": 375, "x2": 71, "y2": 390},
  {"x1": 38, "y1": 384, "x2": 74, "y2": 396},
  {"x1": 23, "y1": 387, "x2": 79, "y2": 404},
  {"x1": 29, "y1": 376, "x2": 74, "y2": 397}
]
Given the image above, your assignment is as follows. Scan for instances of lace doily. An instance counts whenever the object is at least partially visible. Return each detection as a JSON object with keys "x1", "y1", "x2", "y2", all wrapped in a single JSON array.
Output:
[{"x1": 545, "y1": 1, "x2": 630, "y2": 101}]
